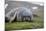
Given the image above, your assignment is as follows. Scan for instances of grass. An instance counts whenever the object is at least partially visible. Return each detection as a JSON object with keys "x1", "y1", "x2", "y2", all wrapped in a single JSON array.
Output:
[{"x1": 5, "y1": 16, "x2": 44, "y2": 30}]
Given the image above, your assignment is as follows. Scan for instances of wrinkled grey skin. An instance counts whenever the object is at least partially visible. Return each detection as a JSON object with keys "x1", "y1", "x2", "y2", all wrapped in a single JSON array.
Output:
[{"x1": 5, "y1": 7, "x2": 33, "y2": 23}]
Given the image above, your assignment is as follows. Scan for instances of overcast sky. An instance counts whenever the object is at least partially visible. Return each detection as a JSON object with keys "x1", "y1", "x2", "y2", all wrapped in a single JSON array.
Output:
[{"x1": 5, "y1": 0, "x2": 44, "y2": 6}]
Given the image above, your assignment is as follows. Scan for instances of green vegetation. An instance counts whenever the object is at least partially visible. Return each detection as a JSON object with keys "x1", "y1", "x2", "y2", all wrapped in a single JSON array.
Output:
[{"x1": 5, "y1": 16, "x2": 44, "y2": 30}]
